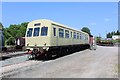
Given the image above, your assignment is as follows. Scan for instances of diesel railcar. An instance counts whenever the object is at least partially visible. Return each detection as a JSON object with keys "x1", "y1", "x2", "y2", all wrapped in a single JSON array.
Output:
[{"x1": 25, "y1": 19, "x2": 90, "y2": 59}]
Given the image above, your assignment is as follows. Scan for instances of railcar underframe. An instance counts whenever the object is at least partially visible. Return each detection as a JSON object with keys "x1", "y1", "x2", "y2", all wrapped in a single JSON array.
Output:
[{"x1": 27, "y1": 44, "x2": 90, "y2": 60}]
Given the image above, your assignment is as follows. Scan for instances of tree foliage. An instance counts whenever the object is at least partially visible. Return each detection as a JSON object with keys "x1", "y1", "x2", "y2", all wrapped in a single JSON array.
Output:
[
  {"x1": 106, "y1": 30, "x2": 120, "y2": 38},
  {"x1": 3, "y1": 22, "x2": 29, "y2": 45},
  {"x1": 95, "y1": 36, "x2": 101, "y2": 43},
  {"x1": 81, "y1": 27, "x2": 91, "y2": 35}
]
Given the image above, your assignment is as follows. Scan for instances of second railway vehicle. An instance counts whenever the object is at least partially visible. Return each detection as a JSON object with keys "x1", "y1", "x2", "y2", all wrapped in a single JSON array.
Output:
[{"x1": 25, "y1": 19, "x2": 90, "y2": 59}]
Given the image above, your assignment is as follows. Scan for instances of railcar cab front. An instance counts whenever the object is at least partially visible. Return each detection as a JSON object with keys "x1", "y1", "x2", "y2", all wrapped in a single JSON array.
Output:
[{"x1": 25, "y1": 20, "x2": 51, "y2": 58}]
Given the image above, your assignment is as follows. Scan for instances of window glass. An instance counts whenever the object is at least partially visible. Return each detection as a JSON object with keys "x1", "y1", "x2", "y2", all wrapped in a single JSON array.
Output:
[
  {"x1": 59, "y1": 28, "x2": 64, "y2": 38},
  {"x1": 53, "y1": 27, "x2": 56, "y2": 36},
  {"x1": 34, "y1": 23, "x2": 41, "y2": 26},
  {"x1": 73, "y1": 32, "x2": 76, "y2": 39},
  {"x1": 27, "y1": 28, "x2": 33, "y2": 37},
  {"x1": 41, "y1": 27, "x2": 48, "y2": 36},
  {"x1": 33, "y1": 27, "x2": 40, "y2": 36},
  {"x1": 65, "y1": 30, "x2": 69, "y2": 38},
  {"x1": 77, "y1": 33, "x2": 79, "y2": 39}
]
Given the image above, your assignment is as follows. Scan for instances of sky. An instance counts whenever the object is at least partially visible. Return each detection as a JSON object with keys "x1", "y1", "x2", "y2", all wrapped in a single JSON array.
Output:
[{"x1": 1, "y1": 2, "x2": 118, "y2": 38}]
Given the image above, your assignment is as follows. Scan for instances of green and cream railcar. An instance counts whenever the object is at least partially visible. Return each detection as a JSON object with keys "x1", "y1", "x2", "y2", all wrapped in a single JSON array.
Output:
[{"x1": 25, "y1": 19, "x2": 89, "y2": 58}]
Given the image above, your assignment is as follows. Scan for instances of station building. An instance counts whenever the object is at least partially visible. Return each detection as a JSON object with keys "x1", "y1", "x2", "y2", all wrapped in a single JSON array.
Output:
[{"x1": 112, "y1": 35, "x2": 120, "y2": 40}]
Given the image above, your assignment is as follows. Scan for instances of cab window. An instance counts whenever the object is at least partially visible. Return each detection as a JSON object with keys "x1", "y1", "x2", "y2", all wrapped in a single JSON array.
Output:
[
  {"x1": 59, "y1": 28, "x2": 64, "y2": 38},
  {"x1": 27, "y1": 28, "x2": 33, "y2": 37},
  {"x1": 41, "y1": 27, "x2": 48, "y2": 36},
  {"x1": 33, "y1": 27, "x2": 40, "y2": 36}
]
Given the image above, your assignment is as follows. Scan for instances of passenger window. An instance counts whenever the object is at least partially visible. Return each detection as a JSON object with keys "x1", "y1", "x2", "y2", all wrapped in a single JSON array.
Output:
[
  {"x1": 65, "y1": 30, "x2": 69, "y2": 38},
  {"x1": 41, "y1": 27, "x2": 48, "y2": 36},
  {"x1": 77, "y1": 33, "x2": 79, "y2": 39},
  {"x1": 53, "y1": 27, "x2": 56, "y2": 36},
  {"x1": 73, "y1": 32, "x2": 76, "y2": 39},
  {"x1": 27, "y1": 28, "x2": 33, "y2": 37},
  {"x1": 33, "y1": 27, "x2": 40, "y2": 36},
  {"x1": 59, "y1": 28, "x2": 64, "y2": 38}
]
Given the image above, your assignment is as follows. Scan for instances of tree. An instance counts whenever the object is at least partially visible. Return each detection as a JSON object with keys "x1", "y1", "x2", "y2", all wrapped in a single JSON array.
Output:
[
  {"x1": 106, "y1": 30, "x2": 120, "y2": 38},
  {"x1": 115, "y1": 30, "x2": 120, "y2": 35},
  {"x1": 81, "y1": 27, "x2": 91, "y2": 35},
  {"x1": 4, "y1": 22, "x2": 29, "y2": 45},
  {"x1": 96, "y1": 36, "x2": 101, "y2": 43},
  {"x1": 107, "y1": 32, "x2": 112, "y2": 38}
]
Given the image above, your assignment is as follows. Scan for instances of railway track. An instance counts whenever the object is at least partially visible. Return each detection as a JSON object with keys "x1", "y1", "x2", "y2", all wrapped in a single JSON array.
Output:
[
  {"x1": 1, "y1": 51, "x2": 27, "y2": 60},
  {"x1": 1, "y1": 45, "x2": 90, "y2": 67},
  {"x1": 0, "y1": 51, "x2": 29, "y2": 67}
]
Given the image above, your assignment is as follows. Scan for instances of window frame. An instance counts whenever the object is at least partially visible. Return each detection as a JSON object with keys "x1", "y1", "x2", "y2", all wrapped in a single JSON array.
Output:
[
  {"x1": 41, "y1": 26, "x2": 48, "y2": 36},
  {"x1": 33, "y1": 27, "x2": 40, "y2": 37},
  {"x1": 27, "y1": 28, "x2": 33, "y2": 37},
  {"x1": 73, "y1": 32, "x2": 76, "y2": 39},
  {"x1": 59, "y1": 28, "x2": 64, "y2": 38},
  {"x1": 65, "y1": 30, "x2": 69, "y2": 38}
]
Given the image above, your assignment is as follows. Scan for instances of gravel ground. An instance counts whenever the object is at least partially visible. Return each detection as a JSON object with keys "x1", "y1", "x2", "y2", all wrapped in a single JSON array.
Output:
[{"x1": 1, "y1": 46, "x2": 118, "y2": 78}]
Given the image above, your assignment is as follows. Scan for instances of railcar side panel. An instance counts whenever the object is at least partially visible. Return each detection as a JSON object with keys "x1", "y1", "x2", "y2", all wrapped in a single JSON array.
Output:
[{"x1": 25, "y1": 19, "x2": 90, "y2": 59}]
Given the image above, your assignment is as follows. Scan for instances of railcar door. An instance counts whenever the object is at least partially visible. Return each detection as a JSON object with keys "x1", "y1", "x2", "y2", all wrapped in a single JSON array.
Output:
[{"x1": 53, "y1": 27, "x2": 58, "y2": 46}]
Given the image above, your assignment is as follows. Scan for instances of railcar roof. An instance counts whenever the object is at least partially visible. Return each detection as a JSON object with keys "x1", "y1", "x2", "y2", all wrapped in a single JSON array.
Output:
[{"x1": 29, "y1": 19, "x2": 89, "y2": 35}]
